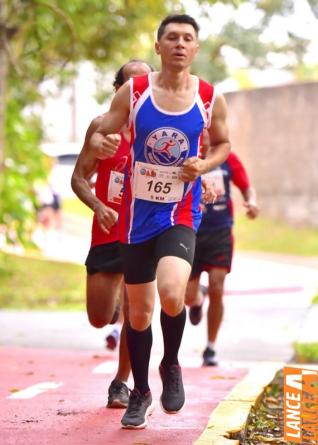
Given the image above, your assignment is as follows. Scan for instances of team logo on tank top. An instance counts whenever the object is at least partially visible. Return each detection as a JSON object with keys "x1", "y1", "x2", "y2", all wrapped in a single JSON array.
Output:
[{"x1": 144, "y1": 127, "x2": 189, "y2": 166}]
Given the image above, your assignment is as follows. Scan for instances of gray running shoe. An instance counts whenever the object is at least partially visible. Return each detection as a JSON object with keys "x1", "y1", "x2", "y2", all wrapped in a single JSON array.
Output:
[
  {"x1": 121, "y1": 389, "x2": 154, "y2": 429},
  {"x1": 107, "y1": 379, "x2": 129, "y2": 408},
  {"x1": 159, "y1": 363, "x2": 185, "y2": 413},
  {"x1": 202, "y1": 346, "x2": 218, "y2": 366},
  {"x1": 189, "y1": 303, "x2": 203, "y2": 325}
]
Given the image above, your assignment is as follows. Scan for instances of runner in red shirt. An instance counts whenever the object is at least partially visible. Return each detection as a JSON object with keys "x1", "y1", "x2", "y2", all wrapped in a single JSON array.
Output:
[{"x1": 71, "y1": 60, "x2": 153, "y2": 408}]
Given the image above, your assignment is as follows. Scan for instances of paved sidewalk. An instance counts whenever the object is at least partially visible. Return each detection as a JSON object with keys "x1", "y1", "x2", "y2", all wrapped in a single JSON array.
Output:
[
  {"x1": 1, "y1": 213, "x2": 317, "y2": 444},
  {"x1": 1, "y1": 347, "x2": 248, "y2": 445},
  {"x1": 1, "y1": 248, "x2": 316, "y2": 364}
]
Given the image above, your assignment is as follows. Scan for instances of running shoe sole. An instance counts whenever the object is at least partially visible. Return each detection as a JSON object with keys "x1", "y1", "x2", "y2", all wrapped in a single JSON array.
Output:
[
  {"x1": 159, "y1": 397, "x2": 184, "y2": 414},
  {"x1": 121, "y1": 401, "x2": 155, "y2": 429}
]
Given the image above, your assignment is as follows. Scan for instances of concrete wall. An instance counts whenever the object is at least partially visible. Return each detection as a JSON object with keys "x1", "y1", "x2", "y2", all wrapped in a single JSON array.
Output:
[{"x1": 225, "y1": 82, "x2": 318, "y2": 227}]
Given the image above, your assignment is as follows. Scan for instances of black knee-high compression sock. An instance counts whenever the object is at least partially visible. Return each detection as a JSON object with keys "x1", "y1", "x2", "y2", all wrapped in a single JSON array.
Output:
[
  {"x1": 160, "y1": 307, "x2": 186, "y2": 367},
  {"x1": 126, "y1": 323, "x2": 152, "y2": 394}
]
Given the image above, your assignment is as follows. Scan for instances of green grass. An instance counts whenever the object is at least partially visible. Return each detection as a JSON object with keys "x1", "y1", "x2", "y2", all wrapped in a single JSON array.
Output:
[
  {"x1": 62, "y1": 197, "x2": 93, "y2": 218},
  {"x1": 294, "y1": 342, "x2": 318, "y2": 363},
  {"x1": 0, "y1": 251, "x2": 86, "y2": 310},
  {"x1": 312, "y1": 293, "x2": 318, "y2": 305},
  {"x1": 234, "y1": 213, "x2": 318, "y2": 256}
]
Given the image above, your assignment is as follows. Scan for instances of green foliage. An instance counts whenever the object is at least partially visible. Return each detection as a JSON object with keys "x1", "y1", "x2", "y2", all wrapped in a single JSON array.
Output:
[
  {"x1": 294, "y1": 342, "x2": 318, "y2": 363},
  {"x1": 0, "y1": 251, "x2": 85, "y2": 310},
  {"x1": 231, "y1": 69, "x2": 255, "y2": 88},
  {"x1": 62, "y1": 198, "x2": 93, "y2": 218},
  {"x1": 234, "y1": 213, "x2": 318, "y2": 256},
  {"x1": 1, "y1": 0, "x2": 317, "y2": 244},
  {"x1": 0, "y1": 0, "x2": 180, "y2": 243},
  {"x1": 294, "y1": 63, "x2": 318, "y2": 81},
  {"x1": 312, "y1": 293, "x2": 318, "y2": 305},
  {"x1": 1, "y1": 96, "x2": 45, "y2": 244},
  {"x1": 307, "y1": 0, "x2": 318, "y2": 19},
  {"x1": 193, "y1": 4, "x2": 312, "y2": 84},
  {"x1": 192, "y1": 36, "x2": 228, "y2": 83}
]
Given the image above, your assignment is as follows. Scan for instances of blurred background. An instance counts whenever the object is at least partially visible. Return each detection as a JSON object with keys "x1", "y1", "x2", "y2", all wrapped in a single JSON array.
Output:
[{"x1": 0, "y1": 0, "x2": 317, "y2": 326}]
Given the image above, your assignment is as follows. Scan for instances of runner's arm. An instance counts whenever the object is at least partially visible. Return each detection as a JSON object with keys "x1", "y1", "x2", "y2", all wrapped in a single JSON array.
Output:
[
  {"x1": 204, "y1": 94, "x2": 231, "y2": 169},
  {"x1": 181, "y1": 94, "x2": 230, "y2": 181},
  {"x1": 71, "y1": 117, "x2": 103, "y2": 213},
  {"x1": 229, "y1": 152, "x2": 259, "y2": 219},
  {"x1": 71, "y1": 118, "x2": 119, "y2": 233},
  {"x1": 89, "y1": 82, "x2": 130, "y2": 159},
  {"x1": 242, "y1": 187, "x2": 259, "y2": 219}
]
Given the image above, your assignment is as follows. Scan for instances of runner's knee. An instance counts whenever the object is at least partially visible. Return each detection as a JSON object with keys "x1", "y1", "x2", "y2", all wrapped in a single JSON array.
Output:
[
  {"x1": 87, "y1": 313, "x2": 110, "y2": 328},
  {"x1": 129, "y1": 310, "x2": 152, "y2": 331},
  {"x1": 86, "y1": 298, "x2": 116, "y2": 327},
  {"x1": 129, "y1": 298, "x2": 153, "y2": 330},
  {"x1": 160, "y1": 288, "x2": 184, "y2": 316}
]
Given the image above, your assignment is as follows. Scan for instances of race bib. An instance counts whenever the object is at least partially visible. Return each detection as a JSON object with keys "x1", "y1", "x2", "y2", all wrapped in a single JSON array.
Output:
[
  {"x1": 203, "y1": 168, "x2": 225, "y2": 198},
  {"x1": 108, "y1": 170, "x2": 124, "y2": 204},
  {"x1": 133, "y1": 161, "x2": 183, "y2": 203}
]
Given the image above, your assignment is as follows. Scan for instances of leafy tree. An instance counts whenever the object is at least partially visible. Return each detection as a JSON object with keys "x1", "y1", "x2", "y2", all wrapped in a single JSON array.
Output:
[
  {"x1": 0, "y1": 0, "x2": 317, "y2": 243},
  {"x1": 307, "y1": 0, "x2": 318, "y2": 18},
  {"x1": 0, "y1": 0, "x2": 183, "y2": 243},
  {"x1": 192, "y1": 0, "x2": 315, "y2": 84}
]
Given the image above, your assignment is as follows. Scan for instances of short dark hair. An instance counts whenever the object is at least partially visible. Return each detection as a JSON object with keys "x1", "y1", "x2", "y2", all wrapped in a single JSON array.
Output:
[
  {"x1": 157, "y1": 14, "x2": 200, "y2": 41},
  {"x1": 113, "y1": 59, "x2": 154, "y2": 88}
]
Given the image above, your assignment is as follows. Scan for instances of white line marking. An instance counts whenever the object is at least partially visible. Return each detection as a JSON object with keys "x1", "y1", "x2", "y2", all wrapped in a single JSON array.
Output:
[{"x1": 7, "y1": 382, "x2": 63, "y2": 399}]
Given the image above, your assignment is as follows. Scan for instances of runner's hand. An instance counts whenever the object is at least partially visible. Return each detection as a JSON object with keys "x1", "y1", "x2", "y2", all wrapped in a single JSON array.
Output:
[
  {"x1": 201, "y1": 178, "x2": 217, "y2": 204},
  {"x1": 94, "y1": 202, "x2": 118, "y2": 233},
  {"x1": 244, "y1": 201, "x2": 259, "y2": 219},
  {"x1": 180, "y1": 157, "x2": 205, "y2": 181},
  {"x1": 90, "y1": 133, "x2": 121, "y2": 160}
]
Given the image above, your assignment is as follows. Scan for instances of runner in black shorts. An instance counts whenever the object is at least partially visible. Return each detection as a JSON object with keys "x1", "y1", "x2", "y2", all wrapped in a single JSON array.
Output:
[
  {"x1": 120, "y1": 225, "x2": 195, "y2": 284},
  {"x1": 85, "y1": 241, "x2": 123, "y2": 275},
  {"x1": 191, "y1": 228, "x2": 233, "y2": 276},
  {"x1": 89, "y1": 14, "x2": 230, "y2": 429},
  {"x1": 71, "y1": 60, "x2": 153, "y2": 408},
  {"x1": 185, "y1": 135, "x2": 259, "y2": 366}
]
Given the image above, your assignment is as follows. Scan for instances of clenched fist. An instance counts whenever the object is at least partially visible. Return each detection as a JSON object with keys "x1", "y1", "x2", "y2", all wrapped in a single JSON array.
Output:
[
  {"x1": 90, "y1": 133, "x2": 121, "y2": 160},
  {"x1": 94, "y1": 201, "x2": 118, "y2": 234}
]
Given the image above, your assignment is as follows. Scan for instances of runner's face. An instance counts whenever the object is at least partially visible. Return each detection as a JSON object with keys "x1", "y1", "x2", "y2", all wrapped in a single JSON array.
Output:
[
  {"x1": 123, "y1": 62, "x2": 152, "y2": 83},
  {"x1": 155, "y1": 23, "x2": 199, "y2": 69}
]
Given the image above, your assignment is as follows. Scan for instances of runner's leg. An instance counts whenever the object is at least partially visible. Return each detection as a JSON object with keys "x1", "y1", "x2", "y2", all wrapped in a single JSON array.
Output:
[
  {"x1": 207, "y1": 267, "x2": 227, "y2": 344},
  {"x1": 86, "y1": 272, "x2": 122, "y2": 328},
  {"x1": 114, "y1": 287, "x2": 130, "y2": 382},
  {"x1": 157, "y1": 256, "x2": 191, "y2": 365}
]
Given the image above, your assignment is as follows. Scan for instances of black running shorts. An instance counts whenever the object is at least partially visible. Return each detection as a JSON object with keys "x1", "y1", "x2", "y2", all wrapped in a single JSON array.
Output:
[
  {"x1": 191, "y1": 227, "x2": 233, "y2": 277},
  {"x1": 120, "y1": 225, "x2": 196, "y2": 284},
  {"x1": 85, "y1": 242, "x2": 123, "y2": 275}
]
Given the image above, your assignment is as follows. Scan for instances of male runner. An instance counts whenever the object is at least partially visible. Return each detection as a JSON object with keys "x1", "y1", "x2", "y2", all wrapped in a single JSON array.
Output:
[
  {"x1": 186, "y1": 140, "x2": 259, "y2": 366},
  {"x1": 89, "y1": 14, "x2": 231, "y2": 429},
  {"x1": 71, "y1": 60, "x2": 153, "y2": 408}
]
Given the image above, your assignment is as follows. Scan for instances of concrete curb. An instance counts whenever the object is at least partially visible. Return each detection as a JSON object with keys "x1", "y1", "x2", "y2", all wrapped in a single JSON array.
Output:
[{"x1": 193, "y1": 361, "x2": 284, "y2": 445}]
